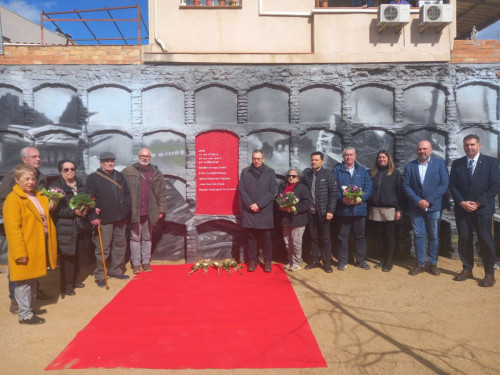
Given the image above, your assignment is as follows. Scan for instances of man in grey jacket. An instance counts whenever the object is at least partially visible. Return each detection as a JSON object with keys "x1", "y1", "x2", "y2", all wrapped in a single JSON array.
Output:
[
  {"x1": 122, "y1": 148, "x2": 167, "y2": 273},
  {"x1": 238, "y1": 150, "x2": 277, "y2": 272}
]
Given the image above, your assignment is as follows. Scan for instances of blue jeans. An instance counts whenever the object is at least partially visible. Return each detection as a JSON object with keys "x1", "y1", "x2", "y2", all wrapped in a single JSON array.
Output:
[{"x1": 410, "y1": 210, "x2": 441, "y2": 266}]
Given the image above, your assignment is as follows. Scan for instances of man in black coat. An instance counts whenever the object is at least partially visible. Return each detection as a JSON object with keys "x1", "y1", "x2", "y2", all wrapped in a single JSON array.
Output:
[
  {"x1": 449, "y1": 134, "x2": 500, "y2": 287},
  {"x1": 86, "y1": 152, "x2": 132, "y2": 287},
  {"x1": 238, "y1": 150, "x2": 277, "y2": 272},
  {"x1": 302, "y1": 151, "x2": 338, "y2": 273}
]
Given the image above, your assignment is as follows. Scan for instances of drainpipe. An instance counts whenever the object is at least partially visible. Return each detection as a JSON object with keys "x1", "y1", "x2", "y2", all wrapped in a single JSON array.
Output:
[{"x1": 153, "y1": 0, "x2": 168, "y2": 51}]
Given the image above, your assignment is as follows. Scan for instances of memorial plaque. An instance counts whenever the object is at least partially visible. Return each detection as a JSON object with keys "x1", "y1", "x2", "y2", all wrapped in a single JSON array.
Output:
[{"x1": 196, "y1": 131, "x2": 239, "y2": 215}]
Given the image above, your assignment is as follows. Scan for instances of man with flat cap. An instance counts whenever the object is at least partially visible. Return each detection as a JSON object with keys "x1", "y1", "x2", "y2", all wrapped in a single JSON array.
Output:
[{"x1": 86, "y1": 152, "x2": 131, "y2": 287}]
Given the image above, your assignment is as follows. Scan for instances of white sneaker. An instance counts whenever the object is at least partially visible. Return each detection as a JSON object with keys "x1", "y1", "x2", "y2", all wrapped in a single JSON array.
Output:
[
  {"x1": 283, "y1": 264, "x2": 291, "y2": 270},
  {"x1": 289, "y1": 265, "x2": 301, "y2": 272}
]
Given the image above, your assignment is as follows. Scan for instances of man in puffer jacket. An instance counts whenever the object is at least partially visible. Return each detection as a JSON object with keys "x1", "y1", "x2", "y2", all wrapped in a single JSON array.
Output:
[{"x1": 333, "y1": 147, "x2": 373, "y2": 271}]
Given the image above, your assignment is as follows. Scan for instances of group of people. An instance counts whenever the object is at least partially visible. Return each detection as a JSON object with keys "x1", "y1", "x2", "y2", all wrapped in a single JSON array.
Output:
[
  {"x1": 0, "y1": 147, "x2": 167, "y2": 325},
  {"x1": 239, "y1": 134, "x2": 500, "y2": 290},
  {"x1": 1, "y1": 133, "x2": 499, "y2": 325}
]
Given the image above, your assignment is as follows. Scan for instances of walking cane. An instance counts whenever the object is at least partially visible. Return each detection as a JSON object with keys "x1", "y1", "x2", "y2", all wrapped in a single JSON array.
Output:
[{"x1": 96, "y1": 223, "x2": 109, "y2": 290}]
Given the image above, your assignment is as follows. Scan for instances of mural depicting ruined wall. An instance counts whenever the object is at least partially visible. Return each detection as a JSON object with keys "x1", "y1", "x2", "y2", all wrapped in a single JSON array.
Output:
[{"x1": 0, "y1": 64, "x2": 498, "y2": 264}]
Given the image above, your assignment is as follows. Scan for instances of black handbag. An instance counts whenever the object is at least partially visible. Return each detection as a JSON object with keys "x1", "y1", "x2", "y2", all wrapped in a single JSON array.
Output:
[{"x1": 75, "y1": 216, "x2": 93, "y2": 233}]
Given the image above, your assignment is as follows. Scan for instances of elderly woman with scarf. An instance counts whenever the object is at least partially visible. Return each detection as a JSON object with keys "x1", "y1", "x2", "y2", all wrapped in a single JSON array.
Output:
[{"x1": 277, "y1": 168, "x2": 312, "y2": 272}]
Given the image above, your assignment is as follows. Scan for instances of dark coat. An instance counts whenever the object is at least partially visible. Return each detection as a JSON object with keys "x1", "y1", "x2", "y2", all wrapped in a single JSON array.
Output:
[
  {"x1": 449, "y1": 154, "x2": 500, "y2": 217},
  {"x1": 302, "y1": 167, "x2": 338, "y2": 217},
  {"x1": 86, "y1": 168, "x2": 131, "y2": 225},
  {"x1": 276, "y1": 181, "x2": 312, "y2": 227},
  {"x1": 333, "y1": 162, "x2": 373, "y2": 216},
  {"x1": 368, "y1": 167, "x2": 402, "y2": 210},
  {"x1": 402, "y1": 157, "x2": 449, "y2": 212},
  {"x1": 50, "y1": 176, "x2": 88, "y2": 256},
  {"x1": 238, "y1": 163, "x2": 277, "y2": 229}
]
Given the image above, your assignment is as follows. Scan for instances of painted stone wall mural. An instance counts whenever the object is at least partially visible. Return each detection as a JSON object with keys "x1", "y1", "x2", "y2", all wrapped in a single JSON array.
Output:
[{"x1": 0, "y1": 64, "x2": 498, "y2": 264}]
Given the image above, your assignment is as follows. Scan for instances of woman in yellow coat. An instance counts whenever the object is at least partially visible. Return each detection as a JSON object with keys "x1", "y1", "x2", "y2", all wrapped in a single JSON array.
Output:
[{"x1": 4, "y1": 164, "x2": 57, "y2": 325}]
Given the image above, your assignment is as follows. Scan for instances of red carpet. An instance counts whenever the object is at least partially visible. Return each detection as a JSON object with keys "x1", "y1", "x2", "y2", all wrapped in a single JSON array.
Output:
[{"x1": 46, "y1": 264, "x2": 327, "y2": 370}]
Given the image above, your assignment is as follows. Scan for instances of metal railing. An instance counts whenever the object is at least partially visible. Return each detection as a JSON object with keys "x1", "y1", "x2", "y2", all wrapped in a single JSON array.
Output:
[{"x1": 40, "y1": 5, "x2": 148, "y2": 46}]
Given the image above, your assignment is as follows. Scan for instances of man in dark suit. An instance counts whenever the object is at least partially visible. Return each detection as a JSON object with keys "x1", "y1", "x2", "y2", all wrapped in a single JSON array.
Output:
[
  {"x1": 449, "y1": 134, "x2": 500, "y2": 287},
  {"x1": 403, "y1": 140, "x2": 449, "y2": 276}
]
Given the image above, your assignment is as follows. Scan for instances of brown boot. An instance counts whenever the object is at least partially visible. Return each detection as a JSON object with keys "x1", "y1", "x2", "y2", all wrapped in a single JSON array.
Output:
[
  {"x1": 264, "y1": 262, "x2": 272, "y2": 273},
  {"x1": 247, "y1": 261, "x2": 257, "y2": 272}
]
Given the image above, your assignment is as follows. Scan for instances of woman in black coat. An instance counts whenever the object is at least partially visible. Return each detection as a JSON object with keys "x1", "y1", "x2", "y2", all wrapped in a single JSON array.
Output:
[
  {"x1": 50, "y1": 160, "x2": 92, "y2": 296},
  {"x1": 277, "y1": 168, "x2": 312, "y2": 272},
  {"x1": 368, "y1": 150, "x2": 402, "y2": 272}
]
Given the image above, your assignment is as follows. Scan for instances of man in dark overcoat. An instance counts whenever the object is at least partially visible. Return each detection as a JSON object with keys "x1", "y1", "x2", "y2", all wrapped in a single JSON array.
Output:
[{"x1": 238, "y1": 150, "x2": 277, "y2": 272}]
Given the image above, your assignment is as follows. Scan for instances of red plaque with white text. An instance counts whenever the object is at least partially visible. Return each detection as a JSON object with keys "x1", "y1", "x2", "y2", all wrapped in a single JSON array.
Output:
[{"x1": 196, "y1": 131, "x2": 239, "y2": 215}]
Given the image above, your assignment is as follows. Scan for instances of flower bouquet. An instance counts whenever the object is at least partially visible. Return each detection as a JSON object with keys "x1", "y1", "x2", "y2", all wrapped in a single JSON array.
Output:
[
  {"x1": 187, "y1": 259, "x2": 243, "y2": 277},
  {"x1": 221, "y1": 259, "x2": 244, "y2": 276},
  {"x1": 40, "y1": 187, "x2": 65, "y2": 210},
  {"x1": 275, "y1": 192, "x2": 299, "y2": 214},
  {"x1": 187, "y1": 259, "x2": 211, "y2": 277},
  {"x1": 342, "y1": 185, "x2": 364, "y2": 205},
  {"x1": 69, "y1": 193, "x2": 96, "y2": 211}
]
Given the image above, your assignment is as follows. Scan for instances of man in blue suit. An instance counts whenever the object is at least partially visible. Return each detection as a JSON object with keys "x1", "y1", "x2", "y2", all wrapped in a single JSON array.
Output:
[
  {"x1": 449, "y1": 134, "x2": 500, "y2": 287},
  {"x1": 403, "y1": 140, "x2": 449, "y2": 276}
]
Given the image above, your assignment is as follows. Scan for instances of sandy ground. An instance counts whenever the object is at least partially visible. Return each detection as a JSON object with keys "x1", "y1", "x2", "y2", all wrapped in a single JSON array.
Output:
[{"x1": 1, "y1": 256, "x2": 499, "y2": 375}]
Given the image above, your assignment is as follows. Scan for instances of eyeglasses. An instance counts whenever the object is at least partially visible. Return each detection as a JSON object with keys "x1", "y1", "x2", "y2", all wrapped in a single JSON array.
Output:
[
  {"x1": 287, "y1": 175, "x2": 298, "y2": 179},
  {"x1": 62, "y1": 168, "x2": 76, "y2": 172},
  {"x1": 138, "y1": 155, "x2": 151, "y2": 158}
]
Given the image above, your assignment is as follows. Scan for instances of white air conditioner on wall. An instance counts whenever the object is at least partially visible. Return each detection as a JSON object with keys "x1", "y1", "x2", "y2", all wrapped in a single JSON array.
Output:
[
  {"x1": 419, "y1": 4, "x2": 453, "y2": 32},
  {"x1": 377, "y1": 4, "x2": 410, "y2": 33}
]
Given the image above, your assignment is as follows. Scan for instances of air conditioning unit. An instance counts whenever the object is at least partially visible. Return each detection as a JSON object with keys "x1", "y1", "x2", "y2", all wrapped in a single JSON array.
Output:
[
  {"x1": 377, "y1": 4, "x2": 410, "y2": 33},
  {"x1": 419, "y1": 4, "x2": 453, "y2": 32}
]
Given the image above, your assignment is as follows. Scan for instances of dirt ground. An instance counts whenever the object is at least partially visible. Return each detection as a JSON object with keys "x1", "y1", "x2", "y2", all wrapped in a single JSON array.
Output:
[{"x1": 1, "y1": 256, "x2": 499, "y2": 375}]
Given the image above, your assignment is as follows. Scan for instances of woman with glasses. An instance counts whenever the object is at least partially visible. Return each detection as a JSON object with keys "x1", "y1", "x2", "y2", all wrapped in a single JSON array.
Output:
[
  {"x1": 277, "y1": 168, "x2": 312, "y2": 271},
  {"x1": 368, "y1": 150, "x2": 402, "y2": 272},
  {"x1": 50, "y1": 160, "x2": 92, "y2": 296}
]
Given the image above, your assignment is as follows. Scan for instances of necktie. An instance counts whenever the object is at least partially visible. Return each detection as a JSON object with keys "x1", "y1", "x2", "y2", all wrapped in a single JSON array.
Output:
[{"x1": 468, "y1": 159, "x2": 474, "y2": 177}]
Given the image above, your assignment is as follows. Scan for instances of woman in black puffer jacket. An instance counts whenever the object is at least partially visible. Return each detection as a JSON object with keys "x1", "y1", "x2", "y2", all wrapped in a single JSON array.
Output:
[
  {"x1": 50, "y1": 160, "x2": 93, "y2": 296},
  {"x1": 368, "y1": 150, "x2": 402, "y2": 272}
]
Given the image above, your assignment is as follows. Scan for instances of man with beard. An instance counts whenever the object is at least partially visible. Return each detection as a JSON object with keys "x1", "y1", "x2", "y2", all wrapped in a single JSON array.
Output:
[
  {"x1": 403, "y1": 140, "x2": 449, "y2": 276},
  {"x1": 239, "y1": 150, "x2": 277, "y2": 272},
  {"x1": 122, "y1": 148, "x2": 167, "y2": 274}
]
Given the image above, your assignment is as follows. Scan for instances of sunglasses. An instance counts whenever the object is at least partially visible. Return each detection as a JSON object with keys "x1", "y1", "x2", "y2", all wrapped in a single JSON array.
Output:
[
  {"x1": 287, "y1": 175, "x2": 298, "y2": 178},
  {"x1": 62, "y1": 168, "x2": 76, "y2": 172}
]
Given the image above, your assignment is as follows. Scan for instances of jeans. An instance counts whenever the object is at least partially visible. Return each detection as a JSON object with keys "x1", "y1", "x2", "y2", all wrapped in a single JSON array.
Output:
[
  {"x1": 337, "y1": 216, "x2": 367, "y2": 266},
  {"x1": 130, "y1": 216, "x2": 153, "y2": 266},
  {"x1": 282, "y1": 226, "x2": 306, "y2": 267},
  {"x1": 410, "y1": 210, "x2": 441, "y2": 266}
]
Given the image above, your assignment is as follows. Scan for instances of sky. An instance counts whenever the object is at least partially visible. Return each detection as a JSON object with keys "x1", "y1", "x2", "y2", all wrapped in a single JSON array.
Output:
[
  {"x1": 0, "y1": 0, "x2": 149, "y2": 45},
  {"x1": 0, "y1": 0, "x2": 498, "y2": 42}
]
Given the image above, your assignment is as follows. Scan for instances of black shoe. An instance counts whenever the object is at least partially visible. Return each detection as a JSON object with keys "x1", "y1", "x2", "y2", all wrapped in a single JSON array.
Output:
[
  {"x1": 382, "y1": 265, "x2": 393, "y2": 272},
  {"x1": 247, "y1": 261, "x2": 257, "y2": 272},
  {"x1": 65, "y1": 290, "x2": 76, "y2": 296},
  {"x1": 409, "y1": 264, "x2": 425, "y2": 276},
  {"x1": 427, "y1": 263, "x2": 441, "y2": 276},
  {"x1": 323, "y1": 265, "x2": 333, "y2": 273},
  {"x1": 96, "y1": 279, "x2": 106, "y2": 288},
  {"x1": 109, "y1": 274, "x2": 130, "y2": 280},
  {"x1": 75, "y1": 282, "x2": 85, "y2": 288},
  {"x1": 356, "y1": 261, "x2": 371, "y2": 270},
  {"x1": 34, "y1": 308, "x2": 47, "y2": 315},
  {"x1": 36, "y1": 290, "x2": 52, "y2": 300},
  {"x1": 264, "y1": 262, "x2": 272, "y2": 273},
  {"x1": 453, "y1": 269, "x2": 473, "y2": 281},
  {"x1": 19, "y1": 315, "x2": 45, "y2": 325},
  {"x1": 305, "y1": 262, "x2": 321, "y2": 270},
  {"x1": 9, "y1": 298, "x2": 19, "y2": 315},
  {"x1": 374, "y1": 263, "x2": 384, "y2": 269}
]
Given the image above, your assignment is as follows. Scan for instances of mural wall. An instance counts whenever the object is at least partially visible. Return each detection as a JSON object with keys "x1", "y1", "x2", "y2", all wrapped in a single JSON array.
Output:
[{"x1": 0, "y1": 63, "x2": 498, "y2": 263}]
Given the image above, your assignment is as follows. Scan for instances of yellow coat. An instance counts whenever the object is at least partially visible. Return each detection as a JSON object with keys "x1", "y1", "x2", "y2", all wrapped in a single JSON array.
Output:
[{"x1": 4, "y1": 185, "x2": 57, "y2": 282}]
